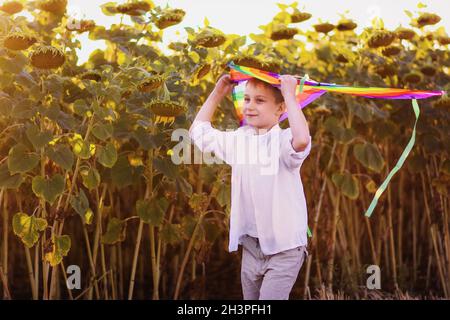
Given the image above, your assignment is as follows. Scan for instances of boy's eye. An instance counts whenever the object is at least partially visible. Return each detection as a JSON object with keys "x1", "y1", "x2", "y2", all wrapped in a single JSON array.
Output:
[{"x1": 244, "y1": 97, "x2": 265, "y2": 103}]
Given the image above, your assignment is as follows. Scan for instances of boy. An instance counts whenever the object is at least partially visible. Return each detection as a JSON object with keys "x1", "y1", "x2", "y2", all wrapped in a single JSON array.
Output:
[{"x1": 189, "y1": 73, "x2": 312, "y2": 300}]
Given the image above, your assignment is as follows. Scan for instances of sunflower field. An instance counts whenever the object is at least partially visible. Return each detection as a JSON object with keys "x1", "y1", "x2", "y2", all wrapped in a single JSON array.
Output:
[{"x1": 0, "y1": 0, "x2": 449, "y2": 300}]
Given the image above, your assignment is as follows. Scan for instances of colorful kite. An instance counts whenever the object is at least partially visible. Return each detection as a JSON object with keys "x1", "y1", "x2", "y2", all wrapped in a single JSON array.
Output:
[{"x1": 227, "y1": 61, "x2": 445, "y2": 222}]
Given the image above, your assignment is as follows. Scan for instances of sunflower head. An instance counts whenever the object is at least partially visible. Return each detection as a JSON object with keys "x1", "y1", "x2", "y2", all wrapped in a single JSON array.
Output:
[
  {"x1": 313, "y1": 23, "x2": 335, "y2": 34},
  {"x1": 195, "y1": 64, "x2": 211, "y2": 80},
  {"x1": 420, "y1": 64, "x2": 437, "y2": 76},
  {"x1": 168, "y1": 41, "x2": 188, "y2": 51},
  {"x1": 381, "y1": 45, "x2": 401, "y2": 57},
  {"x1": 0, "y1": 1, "x2": 23, "y2": 15},
  {"x1": 403, "y1": 72, "x2": 423, "y2": 84},
  {"x1": 368, "y1": 30, "x2": 396, "y2": 48},
  {"x1": 373, "y1": 63, "x2": 398, "y2": 78},
  {"x1": 138, "y1": 75, "x2": 166, "y2": 93},
  {"x1": 147, "y1": 100, "x2": 186, "y2": 125},
  {"x1": 155, "y1": 8, "x2": 185, "y2": 29},
  {"x1": 66, "y1": 19, "x2": 96, "y2": 33},
  {"x1": 335, "y1": 54, "x2": 349, "y2": 63},
  {"x1": 395, "y1": 27, "x2": 416, "y2": 40},
  {"x1": 336, "y1": 20, "x2": 357, "y2": 31},
  {"x1": 80, "y1": 71, "x2": 102, "y2": 82},
  {"x1": 4, "y1": 32, "x2": 37, "y2": 50},
  {"x1": 30, "y1": 45, "x2": 66, "y2": 69},
  {"x1": 116, "y1": 1, "x2": 152, "y2": 16},
  {"x1": 194, "y1": 27, "x2": 226, "y2": 48},
  {"x1": 270, "y1": 24, "x2": 298, "y2": 41},
  {"x1": 232, "y1": 55, "x2": 281, "y2": 73},
  {"x1": 290, "y1": 10, "x2": 311, "y2": 23},
  {"x1": 38, "y1": 0, "x2": 67, "y2": 15},
  {"x1": 437, "y1": 36, "x2": 450, "y2": 46},
  {"x1": 416, "y1": 13, "x2": 441, "y2": 27}
]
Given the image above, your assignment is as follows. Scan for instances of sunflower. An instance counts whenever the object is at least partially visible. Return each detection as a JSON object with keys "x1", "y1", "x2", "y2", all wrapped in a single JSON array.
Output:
[
  {"x1": 195, "y1": 63, "x2": 211, "y2": 80},
  {"x1": 138, "y1": 75, "x2": 165, "y2": 92},
  {"x1": 66, "y1": 19, "x2": 96, "y2": 33},
  {"x1": 373, "y1": 64, "x2": 398, "y2": 78},
  {"x1": 155, "y1": 8, "x2": 185, "y2": 29},
  {"x1": 437, "y1": 36, "x2": 450, "y2": 46},
  {"x1": 116, "y1": 1, "x2": 152, "y2": 16},
  {"x1": 395, "y1": 27, "x2": 415, "y2": 40},
  {"x1": 80, "y1": 71, "x2": 102, "y2": 82},
  {"x1": 147, "y1": 100, "x2": 186, "y2": 125},
  {"x1": 416, "y1": 13, "x2": 441, "y2": 27},
  {"x1": 38, "y1": 0, "x2": 67, "y2": 15},
  {"x1": 381, "y1": 45, "x2": 401, "y2": 57},
  {"x1": 168, "y1": 41, "x2": 188, "y2": 51},
  {"x1": 290, "y1": 10, "x2": 311, "y2": 23},
  {"x1": 335, "y1": 54, "x2": 349, "y2": 63},
  {"x1": 367, "y1": 30, "x2": 396, "y2": 48},
  {"x1": 420, "y1": 64, "x2": 437, "y2": 76},
  {"x1": 270, "y1": 24, "x2": 297, "y2": 41},
  {"x1": 4, "y1": 32, "x2": 37, "y2": 50},
  {"x1": 232, "y1": 55, "x2": 281, "y2": 73},
  {"x1": 403, "y1": 72, "x2": 423, "y2": 84},
  {"x1": 0, "y1": 1, "x2": 23, "y2": 15},
  {"x1": 30, "y1": 45, "x2": 65, "y2": 69},
  {"x1": 121, "y1": 89, "x2": 133, "y2": 100},
  {"x1": 313, "y1": 23, "x2": 335, "y2": 34},
  {"x1": 336, "y1": 20, "x2": 357, "y2": 31},
  {"x1": 194, "y1": 27, "x2": 226, "y2": 48}
]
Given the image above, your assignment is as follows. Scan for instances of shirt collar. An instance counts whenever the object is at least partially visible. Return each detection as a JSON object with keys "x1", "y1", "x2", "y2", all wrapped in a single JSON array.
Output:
[{"x1": 246, "y1": 123, "x2": 281, "y2": 136}]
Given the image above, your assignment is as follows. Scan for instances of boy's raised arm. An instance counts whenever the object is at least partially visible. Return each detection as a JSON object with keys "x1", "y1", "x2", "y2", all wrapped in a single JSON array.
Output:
[
  {"x1": 191, "y1": 74, "x2": 236, "y2": 126},
  {"x1": 279, "y1": 75, "x2": 311, "y2": 152}
]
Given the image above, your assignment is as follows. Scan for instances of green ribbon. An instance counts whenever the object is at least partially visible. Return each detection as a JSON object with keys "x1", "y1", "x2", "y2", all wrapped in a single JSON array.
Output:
[{"x1": 365, "y1": 99, "x2": 420, "y2": 217}]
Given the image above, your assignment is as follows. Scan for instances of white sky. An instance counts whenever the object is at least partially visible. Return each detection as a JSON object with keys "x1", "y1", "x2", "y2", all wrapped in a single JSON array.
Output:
[{"x1": 62, "y1": 0, "x2": 450, "y2": 65}]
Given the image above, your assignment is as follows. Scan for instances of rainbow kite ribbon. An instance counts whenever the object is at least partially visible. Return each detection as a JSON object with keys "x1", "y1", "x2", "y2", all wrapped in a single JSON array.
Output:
[{"x1": 227, "y1": 61, "x2": 444, "y2": 222}]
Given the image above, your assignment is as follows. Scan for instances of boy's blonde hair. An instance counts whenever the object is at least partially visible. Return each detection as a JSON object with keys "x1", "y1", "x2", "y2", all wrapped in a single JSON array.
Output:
[{"x1": 245, "y1": 78, "x2": 285, "y2": 104}]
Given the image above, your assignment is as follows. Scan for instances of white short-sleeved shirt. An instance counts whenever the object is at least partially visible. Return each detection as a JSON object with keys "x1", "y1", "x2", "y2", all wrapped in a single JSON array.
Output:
[{"x1": 189, "y1": 120, "x2": 312, "y2": 255}]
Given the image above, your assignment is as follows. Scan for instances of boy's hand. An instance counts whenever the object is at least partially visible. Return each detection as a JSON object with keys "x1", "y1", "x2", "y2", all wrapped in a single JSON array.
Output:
[
  {"x1": 213, "y1": 74, "x2": 237, "y2": 98},
  {"x1": 279, "y1": 75, "x2": 298, "y2": 100}
]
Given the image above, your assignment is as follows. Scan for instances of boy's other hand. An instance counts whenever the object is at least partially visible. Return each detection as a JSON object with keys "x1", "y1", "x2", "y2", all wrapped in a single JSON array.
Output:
[
  {"x1": 213, "y1": 74, "x2": 237, "y2": 98},
  {"x1": 279, "y1": 75, "x2": 298, "y2": 100}
]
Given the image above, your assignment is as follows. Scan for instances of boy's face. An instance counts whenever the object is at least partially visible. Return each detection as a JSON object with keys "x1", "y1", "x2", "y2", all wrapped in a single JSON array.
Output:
[{"x1": 244, "y1": 82, "x2": 286, "y2": 131}]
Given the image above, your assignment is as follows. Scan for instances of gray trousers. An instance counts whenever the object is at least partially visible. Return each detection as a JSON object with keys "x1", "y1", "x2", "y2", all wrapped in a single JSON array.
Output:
[{"x1": 240, "y1": 235, "x2": 308, "y2": 300}]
